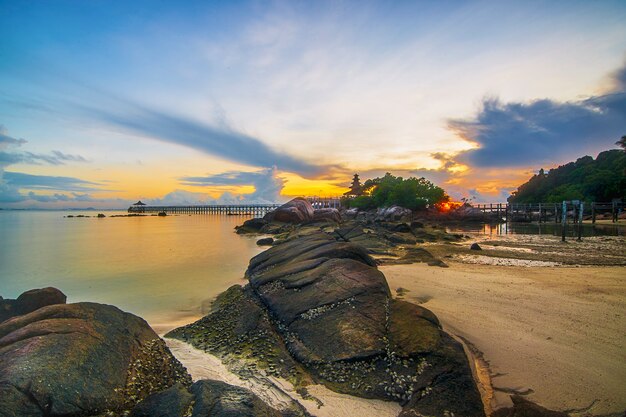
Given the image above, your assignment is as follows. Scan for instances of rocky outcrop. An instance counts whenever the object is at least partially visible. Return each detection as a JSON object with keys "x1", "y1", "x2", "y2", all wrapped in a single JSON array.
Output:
[
  {"x1": 131, "y1": 380, "x2": 285, "y2": 417},
  {"x1": 312, "y1": 207, "x2": 341, "y2": 223},
  {"x1": 236, "y1": 217, "x2": 269, "y2": 234},
  {"x1": 257, "y1": 237, "x2": 275, "y2": 246},
  {"x1": 264, "y1": 197, "x2": 315, "y2": 224},
  {"x1": 0, "y1": 301, "x2": 191, "y2": 416},
  {"x1": 0, "y1": 287, "x2": 67, "y2": 323},
  {"x1": 375, "y1": 206, "x2": 413, "y2": 222},
  {"x1": 247, "y1": 232, "x2": 388, "y2": 362},
  {"x1": 169, "y1": 230, "x2": 485, "y2": 417}
]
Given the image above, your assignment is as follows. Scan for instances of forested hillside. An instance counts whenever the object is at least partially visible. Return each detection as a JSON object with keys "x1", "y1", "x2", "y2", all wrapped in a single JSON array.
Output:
[{"x1": 508, "y1": 149, "x2": 626, "y2": 203}]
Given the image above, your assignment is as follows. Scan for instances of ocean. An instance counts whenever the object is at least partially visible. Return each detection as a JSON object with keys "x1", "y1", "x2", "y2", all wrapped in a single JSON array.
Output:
[{"x1": 0, "y1": 210, "x2": 265, "y2": 332}]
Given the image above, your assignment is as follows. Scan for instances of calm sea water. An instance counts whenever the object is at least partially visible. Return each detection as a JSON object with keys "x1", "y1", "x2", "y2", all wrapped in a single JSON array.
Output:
[
  {"x1": 448, "y1": 222, "x2": 624, "y2": 237},
  {"x1": 0, "y1": 210, "x2": 265, "y2": 332}
]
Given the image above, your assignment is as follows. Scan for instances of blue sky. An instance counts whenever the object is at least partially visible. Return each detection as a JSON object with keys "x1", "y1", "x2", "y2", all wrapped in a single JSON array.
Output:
[{"x1": 1, "y1": 0, "x2": 625, "y2": 207}]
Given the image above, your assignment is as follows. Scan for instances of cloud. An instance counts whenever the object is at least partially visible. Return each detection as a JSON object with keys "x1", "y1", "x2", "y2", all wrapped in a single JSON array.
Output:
[
  {"x1": 0, "y1": 125, "x2": 89, "y2": 166},
  {"x1": 0, "y1": 125, "x2": 27, "y2": 147},
  {"x1": 51, "y1": 151, "x2": 89, "y2": 163},
  {"x1": 2, "y1": 172, "x2": 103, "y2": 192},
  {"x1": 449, "y1": 63, "x2": 626, "y2": 168},
  {"x1": 180, "y1": 167, "x2": 285, "y2": 203},
  {"x1": 0, "y1": 125, "x2": 101, "y2": 206},
  {"x1": 87, "y1": 100, "x2": 325, "y2": 176}
]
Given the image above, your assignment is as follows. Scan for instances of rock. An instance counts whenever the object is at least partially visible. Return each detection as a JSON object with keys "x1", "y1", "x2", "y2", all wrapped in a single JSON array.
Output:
[
  {"x1": 130, "y1": 383, "x2": 193, "y2": 417},
  {"x1": 166, "y1": 285, "x2": 311, "y2": 416},
  {"x1": 15, "y1": 287, "x2": 67, "y2": 315},
  {"x1": 470, "y1": 242, "x2": 482, "y2": 250},
  {"x1": 410, "y1": 220, "x2": 425, "y2": 229},
  {"x1": 343, "y1": 208, "x2": 359, "y2": 219},
  {"x1": 236, "y1": 218, "x2": 268, "y2": 234},
  {"x1": 386, "y1": 232, "x2": 417, "y2": 244},
  {"x1": 247, "y1": 232, "x2": 375, "y2": 277},
  {"x1": 246, "y1": 232, "x2": 387, "y2": 362},
  {"x1": 264, "y1": 198, "x2": 315, "y2": 224},
  {"x1": 190, "y1": 379, "x2": 284, "y2": 417},
  {"x1": 257, "y1": 237, "x2": 274, "y2": 246},
  {"x1": 312, "y1": 208, "x2": 342, "y2": 223},
  {"x1": 375, "y1": 206, "x2": 412, "y2": 222},
  {"x1": 253, "y1": 258, "x2": 390, "y2": 361},
  {"x1": 0, "y1": 302, "x2": 191, "y2": 416},
  {"x1": 448, "y1": 204, "x2": 489, "y2": 222},
  {"x1": 0, "y1": 287, "x2": 67, "y2": 323},
  {"x1": 387, "y1": 222, "x2": 412, "y2": 233},
  {"x1": 388, "y1": 299, "x2": 441, "y2": 356},
  {"x1": 97, "y1": 213, "x2": 106, "y2": 218},
  {"x1": 0, "y1": 298, "x2": 17, "y2": 323},
  {"x1": 170, "y1": 228, "x2": 485, "y2": 416}
]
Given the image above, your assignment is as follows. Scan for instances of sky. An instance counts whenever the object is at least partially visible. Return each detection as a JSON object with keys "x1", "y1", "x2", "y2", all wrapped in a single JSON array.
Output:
[{"x1": 1, "y1": 0, "x2": 625, "y2": 208}]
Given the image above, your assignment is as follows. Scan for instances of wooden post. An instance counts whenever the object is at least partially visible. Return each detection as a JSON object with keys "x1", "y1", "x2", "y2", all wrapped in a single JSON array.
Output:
[
  {"x1": 612, "y1": 202, "x2": 617, "y2": 223},
  {"x1": 561, "y1": 201, "x2": 567, "y2": 242},
  {"x1": 504, "y1": 204, "x2": 508, "y2": 225},
  {"x1": 577, "y1": 202, "x2": 584, "y2": 241},
  {"x1": 554, "y1": 203, "x2": 558, "y2": 223},
  {"x1": 591, "y1": 203, "x2": 596, "y2": 224}
]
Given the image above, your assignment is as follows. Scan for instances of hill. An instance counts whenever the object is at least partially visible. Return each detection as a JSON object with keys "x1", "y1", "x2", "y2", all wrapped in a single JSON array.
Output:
[{"x1": 508, "y1": 149, "x2": 626, "y2": 203}]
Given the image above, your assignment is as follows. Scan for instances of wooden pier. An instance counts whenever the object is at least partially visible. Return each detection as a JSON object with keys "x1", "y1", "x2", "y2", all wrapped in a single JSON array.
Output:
[
  {"x1": 474, "y1": 201, "x2": 624, "y2": 223},
  {"x1": 127, "y1": 204, "x2": 280, "y2": 216}
]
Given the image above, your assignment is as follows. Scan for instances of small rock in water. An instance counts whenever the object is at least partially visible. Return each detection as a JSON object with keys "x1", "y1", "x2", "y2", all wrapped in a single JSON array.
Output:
[{"x1": 470, "y1": 243, "x2": 482, "y2": 251}]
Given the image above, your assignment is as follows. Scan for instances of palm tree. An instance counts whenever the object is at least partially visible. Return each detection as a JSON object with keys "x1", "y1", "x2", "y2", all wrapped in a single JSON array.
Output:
[{"x1": 617, "y1": 135, "x2": 626, "y2": 151}]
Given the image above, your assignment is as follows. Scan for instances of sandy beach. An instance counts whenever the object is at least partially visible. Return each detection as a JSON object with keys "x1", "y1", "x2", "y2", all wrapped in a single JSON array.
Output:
[{"x1": 382, "y1": 262, "x2": 626, "y2": 416}]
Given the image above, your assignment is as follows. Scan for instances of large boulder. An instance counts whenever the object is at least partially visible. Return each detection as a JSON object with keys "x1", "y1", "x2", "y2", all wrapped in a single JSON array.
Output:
[
  {"x1": 264, "y1": 197, "x2": 315, "y2": 224},
  {"x1": 312, "y1": 208, "x2": 342, "y2": 223},
  {"x1": 16, "y1": 287, "x2": 67, "y2": 314},
  {"x1": 0, "y1": 287, "x2": 67, "y2": 323},
  {"x1": 246, "y1": 232, "x2": 385, "y2": 362},
  {"x1": 131, "y1": 379, "x2": 285, "y2": 417},
  {"x1": 375, "y1": 206, "x2": 412, "y2": 222},
  {"x1": 0, "y1": 302, "x2": 191, "y2": 416}
]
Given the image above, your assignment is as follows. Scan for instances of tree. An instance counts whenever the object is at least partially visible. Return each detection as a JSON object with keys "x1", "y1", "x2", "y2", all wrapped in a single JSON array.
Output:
[
  {"x1": 343, "y1": 173, "x2": 449, "y2": 210},
  {"x1": 508, "y1": 149, "x2": 625, "y2": 203},
  {"x1": 617, "y1": 135, "x2": 626, "y2": 152}
]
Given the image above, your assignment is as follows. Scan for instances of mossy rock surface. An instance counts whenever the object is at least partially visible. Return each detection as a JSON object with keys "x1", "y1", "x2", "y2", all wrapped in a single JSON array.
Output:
[
  {"x1": 131, "y1": 380, "x2": 287, "y2": 417},
  {"x1": 389, "y1": 299, "x2": 441, "y2": 356},
  {"x1": 0, "y1": 302, "x2": 190, "y2": 416}
]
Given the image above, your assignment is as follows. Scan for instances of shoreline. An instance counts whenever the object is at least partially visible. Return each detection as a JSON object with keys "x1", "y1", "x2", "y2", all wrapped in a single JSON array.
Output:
[
  {"x1": 382, "y1": 262, "x2": 626, "y2": 416},
  {"x1": 165, "y1": 338, "x2": 402, "y2": 417}
]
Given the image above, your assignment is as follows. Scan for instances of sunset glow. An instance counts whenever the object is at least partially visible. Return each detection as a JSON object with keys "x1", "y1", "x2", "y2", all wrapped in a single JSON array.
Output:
[{"x1": 1, "y1": 1, "x2": 625, "y2": 207}]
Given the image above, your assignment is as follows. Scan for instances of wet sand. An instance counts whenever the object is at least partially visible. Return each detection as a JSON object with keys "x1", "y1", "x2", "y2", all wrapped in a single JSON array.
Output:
[{"x1": 382, "y1": 262, "x2": 626, "y2": 416}]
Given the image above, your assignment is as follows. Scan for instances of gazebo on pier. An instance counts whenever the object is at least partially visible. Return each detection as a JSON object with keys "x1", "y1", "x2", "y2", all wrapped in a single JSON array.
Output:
[{"x1": 131, "y1": 200, "x2": 147, "y2": 213}]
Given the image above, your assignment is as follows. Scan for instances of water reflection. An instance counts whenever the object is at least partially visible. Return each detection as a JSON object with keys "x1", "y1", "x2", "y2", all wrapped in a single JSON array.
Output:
[
  {"x1": 448, "y1": 222, "x2": 624, "y2": 237},
  {"x1": 0, "y1": 211, "x2": 265, "y2": 330}
]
